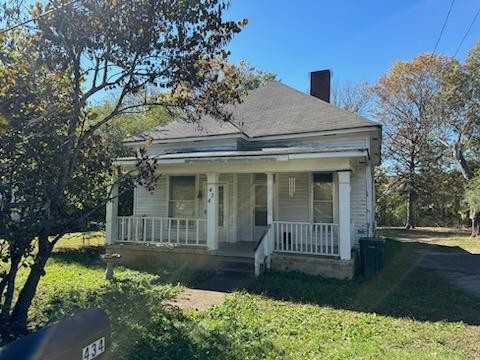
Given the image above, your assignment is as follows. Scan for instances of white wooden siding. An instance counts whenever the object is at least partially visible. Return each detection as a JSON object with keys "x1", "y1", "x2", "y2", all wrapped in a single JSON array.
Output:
[
  {"x1": 350, "y1": 163, "x2": 368, "y2": 245},
  {"x1": 133, "y1": 176, "x2": 167, "y2": 217},
  {"x1": 131, "y1": 131, "x2": 376, "y2": 158},
  {"x1": 276, "y1": 172, "x2": 310, "y2": 222},
  {"x1": 247, "y1": 133, "x2": 372, "y2": 151},
  {"x1": 141, "y1": 138, "x2": 239, "y2": 155},
  {"x1": 237, "y1": 174, "x2": 253, "y2": 241}
]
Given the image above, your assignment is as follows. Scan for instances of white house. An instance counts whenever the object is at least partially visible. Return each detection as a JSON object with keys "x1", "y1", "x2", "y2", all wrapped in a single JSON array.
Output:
[{"x1": 105, "y1": 70, "x2": 382, "y2": 279}]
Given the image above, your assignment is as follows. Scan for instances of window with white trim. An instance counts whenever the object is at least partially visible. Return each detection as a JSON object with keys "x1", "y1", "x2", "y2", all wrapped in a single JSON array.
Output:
[
  {"x1": 313, "y1": 173, "x2": 334, "y2": 223},
  {"x1": 168, "y1": 176, "x2": 195, "y2": 218}
]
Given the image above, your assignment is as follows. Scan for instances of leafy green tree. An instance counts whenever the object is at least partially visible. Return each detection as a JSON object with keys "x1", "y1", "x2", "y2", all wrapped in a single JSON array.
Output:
[
  {"x1": 437, "y1": 43, "x2": 480, "y2": 235},
  {"x1": 94, "y1": 95, "x2": 173, "y2": 158},
  {"x1": 94, "y1": 60, "x2": 276, "y2": 159},
  {"x1": 0, "y1": 0, "x2": 246, "y2": 341},
  {"x1": 234, "y1": 60, "x2": 276, "y2": 91},
  {"x1": 375, "y1": 170, "x2": 407, "y2": 226},
  {"x1": 464, "y1": 172, "x2": 480, "y2": 235}
]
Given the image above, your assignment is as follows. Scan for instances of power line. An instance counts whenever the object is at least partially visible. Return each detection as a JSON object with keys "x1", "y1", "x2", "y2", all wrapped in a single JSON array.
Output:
[
  {"x1": 433, "y1": 0, "x2": 455, "y2": 53},
  {"x1": 453, "y1": 5, "x2": 480, "y2": 57},
  {"x1": 0, "y1": 0, "x2": 79, "y2": 35}
]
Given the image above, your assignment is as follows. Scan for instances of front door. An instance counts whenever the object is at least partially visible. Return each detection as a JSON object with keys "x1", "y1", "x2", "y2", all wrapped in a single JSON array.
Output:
[
  {"x1": 253, "y1": 183, "x2": 267, "y2": 241},
  {"x1": 217, "y1": 184, "x2": 227, "y2": 242},
  {"x1": 202, "y1": 183, "x2": 228, "y2": 242}
]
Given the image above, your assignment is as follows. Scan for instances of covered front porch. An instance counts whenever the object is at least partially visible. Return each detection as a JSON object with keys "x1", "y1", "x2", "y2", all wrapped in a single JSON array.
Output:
[{"x1": 106, "y1": 153, "x2": 363, "y2": 277}]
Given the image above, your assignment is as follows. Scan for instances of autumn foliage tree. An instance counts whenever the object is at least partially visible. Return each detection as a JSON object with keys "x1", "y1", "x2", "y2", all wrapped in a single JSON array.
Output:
[
  {"x1": 332, "y1": 81, "x2": 372, "y2": 116},
  {"x1": 375, "y1": 45, "x2": 480, "y2": 233},
  {"x1": 374, "y1": 54, "x2": 449, "y2": 229},
  {"x1": 0, "y1": 0, "x2": 246, "y2": 341}
]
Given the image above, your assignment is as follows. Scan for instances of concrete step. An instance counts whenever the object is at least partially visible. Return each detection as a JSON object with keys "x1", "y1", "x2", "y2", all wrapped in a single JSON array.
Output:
[
  {"x1": 216, "y1": 255, "x2": 254, "y2": 264},
  {"x1": 215, "y1": 257, "x2": 255, "y2": 276}
]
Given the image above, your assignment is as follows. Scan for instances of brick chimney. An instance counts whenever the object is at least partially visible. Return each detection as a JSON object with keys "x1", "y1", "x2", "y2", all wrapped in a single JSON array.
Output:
[{"x1": 310, "y1": 70, "x2": 331, "y2": 102}]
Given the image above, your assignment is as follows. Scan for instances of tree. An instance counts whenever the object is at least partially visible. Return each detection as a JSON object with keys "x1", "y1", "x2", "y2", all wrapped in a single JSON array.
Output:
[
  {"x1": 437, "y1": 43, "x2": 480, "y2": 235},
  {"x1": 234, "y1": 60, "x2": 276, "y2": 91},
  {"x1": 464, "y1": 172, "x2": 480, "y2": 235},
  {"x1": 375, "y1": 169, "x2": 407, "y2": 227},
  {"x1": 95, "y1": 60, "x2": 276, "y2": 159},
  {"x1": 0, "y1": 0, "x2": 246, "y2": 341},
  {"x1": 374, "y1": 54, "x2": 448, "y2": 229},
  {"x1": 332, "y1": 81, "x2": 372, "y2": 116},
  {"x1": 94, "y1": 95, "x2": 173, "y2": 158}
]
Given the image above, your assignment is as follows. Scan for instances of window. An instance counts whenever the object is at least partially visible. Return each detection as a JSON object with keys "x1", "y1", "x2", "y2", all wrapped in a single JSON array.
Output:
[
  {"x1": 255, "y1": 184, "x2": 267, "y2": 226},
  {"x1": 313, "y1": 173, "x2": 334, "y2": 223},
  {"x1": 254, "y1": 173, "x2": 267, "y2": 183},
  {"x1": 218, "y1": 185, "x2": 224, "y2": 227},
  {"x1": 169, "y1": 176, "x2": 195, "y2": 218}
]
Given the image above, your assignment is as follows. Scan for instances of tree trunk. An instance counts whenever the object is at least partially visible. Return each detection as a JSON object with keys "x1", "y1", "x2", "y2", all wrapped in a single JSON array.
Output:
[
  {"x1": 0, "y1": 254, "x2": 21, "y2": 341},
  {"x1": 405, "y1": 190, "x2": 416, "y2": 229},
  {"x1": 471, "y1": 211, "x2": 480, "y2": 237},
  {"x1": 6, "y1": 232, "x2": 52, "y2": 339},
  {"x1": 451, "y1": 142, "x2": 477, "y2": 236},
  {"x1": 453, "y1": 142, "x2": 473, "y2": 181}
]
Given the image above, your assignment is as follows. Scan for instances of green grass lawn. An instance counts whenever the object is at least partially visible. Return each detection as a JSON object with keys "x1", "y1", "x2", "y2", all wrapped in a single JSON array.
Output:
[
  {"x1": 377, "y1": 227, "x2": 480, "y2": 254},
  {"x1": 54, "y1": 231, "x2": 106, "y2": 249},
  {"x1": 6, "y1": 229, "x2": 480, "y2": 359}
]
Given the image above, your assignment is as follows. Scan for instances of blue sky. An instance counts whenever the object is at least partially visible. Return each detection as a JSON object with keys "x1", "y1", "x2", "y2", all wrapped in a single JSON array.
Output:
[{"x1": 225, "y1": 0, "x2": 480, "y2": 92}]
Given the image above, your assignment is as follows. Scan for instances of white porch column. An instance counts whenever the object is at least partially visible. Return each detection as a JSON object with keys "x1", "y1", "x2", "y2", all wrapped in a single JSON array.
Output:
[
  {"x1": 338, "y1": 171, "x2": 351, "y2": 260},
  {"x1": 105, "y1": 181, "x2": 119, "y2": 245},
  {"x1": 266, "y1": 173, "x2": 274, "y2": 268},
  {"x1": 267, "y1": 173, "x2": 274, "y2": 225},
  {"x1": 206, "y1": 173, "x2": 219, "y2": 250}
]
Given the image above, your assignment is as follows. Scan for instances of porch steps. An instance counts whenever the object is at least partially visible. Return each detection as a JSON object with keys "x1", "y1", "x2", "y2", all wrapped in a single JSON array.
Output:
[{"x1": 215, "y1": 255, "x2": 255, "y2": 277}]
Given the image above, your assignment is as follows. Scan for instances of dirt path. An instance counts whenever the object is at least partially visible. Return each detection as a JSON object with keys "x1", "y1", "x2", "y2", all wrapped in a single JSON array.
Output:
[
  {"x1": 167, "y1": 274, "x2": 253, "y2": 311},
  {"x1": 167, "y1": 288, "x2": 227, "y2": 311}
]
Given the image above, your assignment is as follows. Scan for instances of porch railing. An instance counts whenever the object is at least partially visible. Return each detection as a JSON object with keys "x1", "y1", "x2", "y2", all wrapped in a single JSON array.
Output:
[
  {"x1": 254, "y1": 224, "x2": 273, "y2": 277},
  {"x1": 272, "y1": 221, "x2": 339, "y2": 256},
  {"x1": 117, "y1": 216, "x2": 207, "y2": 246}
]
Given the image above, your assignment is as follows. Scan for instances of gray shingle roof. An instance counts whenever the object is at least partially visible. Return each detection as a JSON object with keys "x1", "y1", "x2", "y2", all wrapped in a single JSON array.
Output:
[
  {"x1": 126, "y1": 81, "x2": 379, "y2": 143},
  {"x1": 126, "y1": 114, "x2": 241, "y2": 142}
]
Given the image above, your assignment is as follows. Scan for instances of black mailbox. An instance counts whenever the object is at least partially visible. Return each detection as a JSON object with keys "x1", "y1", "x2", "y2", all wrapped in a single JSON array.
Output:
[{"x1": 0, "y1": 308, "x2": 110, "y2": 360}]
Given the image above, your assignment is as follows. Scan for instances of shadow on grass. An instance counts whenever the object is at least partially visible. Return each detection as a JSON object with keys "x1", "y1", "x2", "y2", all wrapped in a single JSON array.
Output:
[
  {"x1": 35, "y1": 270, "x2": 276, "y2": 359},
  {"x1": 49, "y1": 237, "x2": 480, "y2": 327},
  {"x1": 51, "y1": 247, "x2": 105, "y2": 267},
  {"x1": 50, "y1": 247, "x2": 214, "y2": 288},
  {"x1": 248, "y1": 239, "x2": 480, "y2": 325}
]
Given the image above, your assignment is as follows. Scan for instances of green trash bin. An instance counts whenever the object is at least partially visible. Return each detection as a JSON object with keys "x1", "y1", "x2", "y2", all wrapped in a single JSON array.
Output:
[{"x1": 359, "y1": 237, "x2": 385, "y2": 278}]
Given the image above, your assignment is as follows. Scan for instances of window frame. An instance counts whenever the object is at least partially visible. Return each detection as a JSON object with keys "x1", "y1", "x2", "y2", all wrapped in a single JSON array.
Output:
[
  {"x1": 167, "y1": 175, "x2": 198, "y2": 219},
  {"x1": 310, "y1": 172, "x2": 336, "y2": 224}
]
